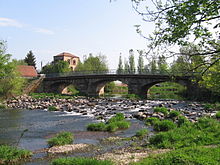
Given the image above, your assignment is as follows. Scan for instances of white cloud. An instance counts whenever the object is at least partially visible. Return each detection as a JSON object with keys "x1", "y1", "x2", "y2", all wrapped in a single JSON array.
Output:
[
  {"x1": 0, "y1": 17, "x2": 54, "y2": 35},
  {"x1": 34, "y1": 28, "x2": 55, "y2": 35},
  {"x1": 0, "y1": 17, "x2": 23, "y2": 28}
]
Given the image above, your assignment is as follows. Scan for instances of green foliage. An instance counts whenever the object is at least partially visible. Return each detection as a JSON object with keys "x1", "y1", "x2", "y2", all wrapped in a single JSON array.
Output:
[
  {"x1": 135, "y1": 129, "x2": 149, "y2": 138},
  {"x1": 87, "y1": 122, "x2": 106, "y2": 131},
  {"x1": 104, "y1": 82, "x2": 116, "y2": 93},
  {"x1": 75, "y1": 54, "x2": 108, "y2": 73},
  {"x1": 24, "y1": 50, "x2": 36, "y2": 68},
  {"x1": 0, "y1": 145, "x2": 32, "y2": 164},
  {"x1": 145, "y1": 117, "x2": 160, "y2": 126},
  {"x1": 125, "y1": 94, "x2": 140, "y2": 99},
  {"x1": 51, "y1": 157, "x2": 114, "y2": 165},
  {"x1": 117, "y1": 55, "x2": 123, "y2": 74},
  {"x1": 153, "y1": 120, "x2": 176, "y2": 132},
  {"x1": 137, "y1": 51, "x2": 145, "y2": 74},
  {"x1": 41, "y1": 60, "x2": 71, "y2": 74},
  {"x1": 0, "y1": 104, "x2": 6, "y2": 109},
  {"x1": 148, "y1": 82, "x2": 186, "y2": 100},
  {"x1": 67, "y1": 85, "x2": 79, "y2": 95},
  {"x1": 0, "y1": 41, "x2": 26, "y2": 99},
  {"x1": 128, "y1": 49, "x2": 136, "y2": 74},
  {"x1": 216, "y1": 111, "x2": 220, "y2": 119},
  {"x1": 153, "y1": 107, "x2": 168, "y2": 115},
  {"x1": 176, "y1": 116, "x2": 189, "y2": 127},
  {"x1": 87, "y1": 113, "x2": 131, "y2": 132},
  {"x1": 48, "y1": 106, "x2": 58, "y2": 111},
  {"x1": 168, "y1": 111, "x2": 181, "y2": 120},
  {"x1": 149, "y1": 117, "x2": 220, "y2": 149},
  {"x1": 47, "y1": 132, "x2": 74, "y2": 147},
  {"x1": 133, "y1": 146, "x2": 220, "y2": 165}
]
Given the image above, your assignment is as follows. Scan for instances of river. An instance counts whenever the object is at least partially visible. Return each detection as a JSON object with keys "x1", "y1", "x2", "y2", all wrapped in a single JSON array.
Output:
[{"x1": 0, "y1": 108, "x2": 146, "y2": 165}]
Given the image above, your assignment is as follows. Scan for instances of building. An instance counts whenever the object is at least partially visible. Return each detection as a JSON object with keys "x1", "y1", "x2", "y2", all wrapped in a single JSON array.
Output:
[
  {"x1": 53, "y1": 52, "x2": 79, "y2": 71},
  {"x1": 17, "y1": 65, "x2": 38, "y2": 77}
]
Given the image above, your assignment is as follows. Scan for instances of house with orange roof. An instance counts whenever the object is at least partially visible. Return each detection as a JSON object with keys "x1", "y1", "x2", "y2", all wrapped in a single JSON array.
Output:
[
  {"x1": 53, "y1": 52, "x2": 79, "y2": 71},
  {"x1": 17, "y1": 65, "x2": 38, "y2": 77}
]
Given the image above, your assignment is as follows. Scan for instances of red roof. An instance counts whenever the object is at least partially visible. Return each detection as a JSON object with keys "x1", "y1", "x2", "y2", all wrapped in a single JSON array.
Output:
[
  {"x1": 17, "y1": 65, "x2": 38, "y2": 77},
  {"x1": 55, "y1": 52, "x2": 79, "y2": 58}
]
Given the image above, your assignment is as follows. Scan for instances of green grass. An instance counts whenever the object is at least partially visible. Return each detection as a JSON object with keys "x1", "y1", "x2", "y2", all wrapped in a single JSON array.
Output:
[
  {"x1": 0, "y1": 145, "x2": 32, "y2": 164},
  {"x1": 0, "y1": 104, "x2": 6, "y2": 109},
  {"x1": 168, "y1": 110, "x2": 180, "y2": 120},
  {"x1": 153, "y1": 107, "x2": 168, "y2": 116},
  {"x1": 153, "y1": 120, "x2": 176, "y2": 132},
  {"x1": 133, "y1": 146, "x2": 220, "y2": 165},
  {"x1": 145, "y1": 117, "x2": 160, "y2": 126},
  {"x1": 51, "y1": 157, "x2": 114, "y2": 165},
  {"x1": 48, "y1": 132, "x2": 74, "y2": 147},
  {"x1": 48, "y1": 106, "x2": 59, "y2": 111},
  {"x1": 87, "y1": 113, "x2": 131, "y2": 132},
  {"x1": 149, "y1": 117, "x2": 220, "y2": 149},
  {"x1": 216, "y1": 111, "x2": 220, "y2": 119},
  {"x1": 135, "y1": 129, "x2": 149, "y2": 138}
]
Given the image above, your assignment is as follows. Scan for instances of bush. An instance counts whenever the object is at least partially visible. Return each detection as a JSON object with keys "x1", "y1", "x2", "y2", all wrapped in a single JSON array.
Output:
[
  {"x1": 51, "y1": 157, "x2": 113, "y2": 165},
  {"x1": 87, "y1": 113, "x2": 131, "y2": 132},
  {"x1": 216, "y1": 111, "x2": 220, "y2": 119},
  {"x1": 48, "y1": 132, "x2": 73, "y2": 147},
  {"x1": 135, "y1": 129, "x2": 149, "y2": 138},
  {"x1": 149, "y1": 118, "x2": 220, "y2": 149},
  {"x1": 153, "y1": 120, "x2": 176, "y2": 132},
  {"x1": 133, "y1": 146, "x2": 220, "y2": 165},
  {"x1": 0, "y1": 145, "x2": 32, "y2": 164},
  {"x1": 168, "y1": 110, "x2": 180, "y2": 119},
  {"x1": 0, "y1": 104, "x2": 6, "y2": 109},
  {"x1": 176, "y1": 116, "x2": 189, "y2": 127},
  {"x1": 107, "y1": 113, "x2": 125, "y2": 123},
  {"x1": 48, "y1": 106, "x2": 58, "y2": 111},
  {"x1": 153, "y1": 107, "x2": 168, "y2": 115},
  {"x1": 87, "y1": 122, "x2": 106, "y2": 131},
  {"x1": 145, "y1": 117, "x2": 160, "y2": 126}
]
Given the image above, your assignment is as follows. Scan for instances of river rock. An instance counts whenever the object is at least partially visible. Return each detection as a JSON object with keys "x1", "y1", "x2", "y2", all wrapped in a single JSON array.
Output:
[{"x1": 48, "y1": 144, "x2": 90, "y2": 154}]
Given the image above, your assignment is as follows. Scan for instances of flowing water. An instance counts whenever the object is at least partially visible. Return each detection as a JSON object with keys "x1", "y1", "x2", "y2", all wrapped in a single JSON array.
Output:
[{"x1": 0, "y1": 108, "x2": 146, "y2": 165}]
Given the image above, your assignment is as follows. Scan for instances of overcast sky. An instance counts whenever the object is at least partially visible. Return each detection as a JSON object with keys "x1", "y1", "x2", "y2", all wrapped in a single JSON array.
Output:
[{"x1": 0, "y1": 0, "x2": 154, "y2": 70}]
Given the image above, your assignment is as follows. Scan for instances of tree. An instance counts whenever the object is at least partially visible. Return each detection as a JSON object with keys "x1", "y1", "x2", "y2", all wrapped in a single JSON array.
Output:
[
  {"x1": 137, "y1": 50, "x2": 145, "y2": 74},
  {"x1": 128, "y1": 49, "x2": 136, "y2": 74},
  {"x1": 124, "y1": 59, "x2": 129, "y2": 74},
  {"x1": 75, "y1": 53, "x2": 108, "y2": 73},
  {"x1": 148, "y1": 57, "x2": 157, "y2": 74},
  {"x1": 41, "y1": 61, "x2": 71, "y2": 74},
  {"x1": 24, "y1": 51, "x2": 36, "y2": 68},
  {"x1": 117, "y1": 55, "x2": 123, "y2": 74},
  {"x1": 157, "y1": 55, "x2": 169, "y2": 74},
  {"x1": 0, "y1": 41, "x2": 26, "y2": 99},
  {"x1": 132, "y1": 0, "x2": 220, "y2": 72}
]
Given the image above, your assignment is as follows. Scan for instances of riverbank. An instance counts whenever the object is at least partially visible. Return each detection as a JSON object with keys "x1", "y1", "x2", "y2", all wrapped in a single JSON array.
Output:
[{"x1": 6, "y1": 94, "x2": 217, "y2": 123}]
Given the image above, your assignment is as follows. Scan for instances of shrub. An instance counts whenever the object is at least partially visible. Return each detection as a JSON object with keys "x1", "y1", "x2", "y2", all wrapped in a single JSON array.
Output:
[
  {"x1": 176, "y1": 115, "x2": 189, "y2": 127},
  {"x1": 168, "y1": 110, "x2": 180, "y2": 119},
  {"x1": 105, "y1": 123, "x2": 119, "y2": 132},
  {"x1": 87, "y1": 122, "x2": 106, "y2": 131},
  {"x1": 135, "y1": 129, "x2": 149, "y2": 138},
  {"x1": 153, "y1": 120, "x2": 176, "y2": 132},
  {"x1": 48, "y1": 106, "x2": 58, "y2": 111},
  {"x1": 145, "y1": 117, "x2": 160, "y2": 126},
  {"x1": 0, "y1": 104, "x2": 6, "y2": 109},
  {"x1": 0, "y1": 145, "x2": 32, "y2": 164},
  {"x1": 107, "y1": 113, "x2": 125, "y2": 123},
  {"x1": 133, "y1": 146, "x2": 220, "y2": 165},
  {"x1": 153, "y1": 107, "x2": 168, "y2": 115},
  {"x1": 216, "y1": 111, "x2": 220, "y2": 119},
  {"x1": 149, "y1": 118, "x2": 220, "y2": 149},
  {"x1": 51, "y1": 157, "x2": 113, "y2": 165},
  {"x1": 48, "y1": 132, "x2": 73, "y2": 147},
  {"x1": 87, "y1": 113, "x2": 131, "y2": 132}
]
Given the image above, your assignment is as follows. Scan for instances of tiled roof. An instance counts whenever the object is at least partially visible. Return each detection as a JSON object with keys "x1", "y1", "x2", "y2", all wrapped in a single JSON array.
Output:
[
  {"x1": 55, "y1": 52, "x2": 79, "y2": 58},
  {"x1": 17, "y1": 65, "x2": 38, "y2": 77}
]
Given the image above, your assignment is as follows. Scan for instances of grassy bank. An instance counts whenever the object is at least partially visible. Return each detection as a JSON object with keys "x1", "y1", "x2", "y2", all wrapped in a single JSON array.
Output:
[
  {"x1": 0, "y1": 145, "x2": 32, "y2": 164},
  {"x1": 48, "y1": 132, "x2": 74, "y2": 147}
]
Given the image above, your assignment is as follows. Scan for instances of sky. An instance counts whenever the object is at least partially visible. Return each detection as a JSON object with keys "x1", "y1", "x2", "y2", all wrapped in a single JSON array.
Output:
[{"x1": 0, "y1": 0, "x2": 154, "y2": 70}]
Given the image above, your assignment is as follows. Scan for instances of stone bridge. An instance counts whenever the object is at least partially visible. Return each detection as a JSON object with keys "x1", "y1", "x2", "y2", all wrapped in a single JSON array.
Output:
[{"x1": 36, "y1": 73, "x2": 195, "y2": 98}]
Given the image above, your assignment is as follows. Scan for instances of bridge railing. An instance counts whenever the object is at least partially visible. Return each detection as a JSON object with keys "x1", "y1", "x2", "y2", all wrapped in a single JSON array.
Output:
[{"x1": 45, "y1": 69, "x2": 199, "y2": 78}]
